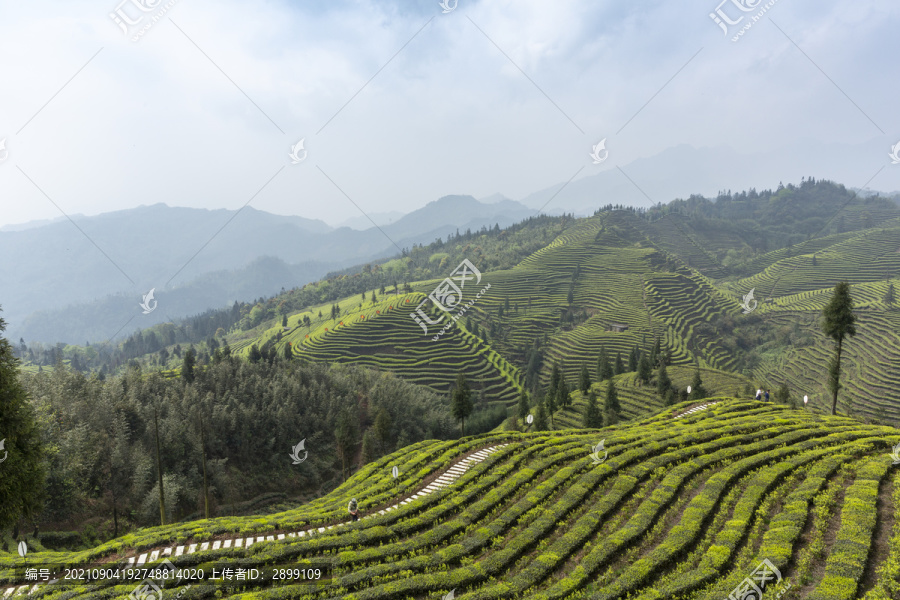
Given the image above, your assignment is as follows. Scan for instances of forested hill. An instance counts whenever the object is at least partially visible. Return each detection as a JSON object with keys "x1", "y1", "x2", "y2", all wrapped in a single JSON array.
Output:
[
  {"x1": 15, "y1": 179, "x2": 900, "y2": 426},
  {"x1": 14, "y1": 356, "x2": 456, "y2": 537}
]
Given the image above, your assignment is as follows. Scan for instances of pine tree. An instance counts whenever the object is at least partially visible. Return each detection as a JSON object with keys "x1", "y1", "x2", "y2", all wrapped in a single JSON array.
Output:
[
  {"x1": 597, "y1": 347, "x2": 613, "y2": 381},
  {"x1": 518, "y1": 389, "x2": 530, "y2": 421},
  {"x1": 579, "y1": 364, "x2": 591, "y2": 395},
  {"x1": 153, "y1": 405, "x2": 166, "y2": 525},
  {"x1": 665, "y1": 389, "x2": 676, "y2": 406},
  {"x1": 688, "y1": 369, "x2": 707, "y2": 401},
  {"x1": 182, "y1": 347, "x2": 196, "y2": 382},
  {"x1": 535, "y1": 397, "x2": 549, "y2": 431},
  {"x1": 374, "y1": 408, "x2": 392, "y2": 452},
  {"x1": 657, "y1": 363, "x2": 672, "y2": 399},
  {"x1": 777, "y1": 383, "x2": 793, "y2": 408},
  {"x1": 604, "y1": 380, "x2": 621, "y2": 414},
  {"x1": 196, "y1": 408, "x2": 210, "y2": 519},
  {"x1": 361, "y1": 430, "x2": 378, "y2": 465},
  {"x1": 638, "y1": 354, "x2": 652, "y2": 385},
  {"x1": 614, "y1": 352, "x2": 625, "y2": 375},
  {"x1": 451, "y1": 373, "x2": 474, "y2": 435},
  {"x1": 884, "y1": 282, "x2": 895, "y2": 306},
  {"x1": 650, "y1": 337, "x2": 661, "y2": 367},
  {"x1": 628, "y1": 346, "x2": 639, "y2": 372},
  {"x1": 557, "y1": 379, "x2": 571, "y2": 409},
  {"x1": 282, "y1": 314, "x2": 287, "y2": 327},
  {"x1": 821, "y1": 281, "x2": 857, "y2": 415},
  {"x1": 335, "y1": 409, "x2": 359, "y2": 481},
  {"x1": 583, "y1": 389, "x2": 602, "y2": 428},
  {"x1": 248, "y1": 344, "x2": 261, "y2": 364},
  {"x1": 549, "y1": 364, "x2": 562, "y2": 399},
  {"x1": 546, "y1": 387, "x2": 557, "y2": 429}
]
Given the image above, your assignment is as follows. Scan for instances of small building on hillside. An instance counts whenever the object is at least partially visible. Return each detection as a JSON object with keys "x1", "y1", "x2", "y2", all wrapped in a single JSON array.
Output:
[{"x1": 607, "y1": 322, "x2": 629, "y2": 333}]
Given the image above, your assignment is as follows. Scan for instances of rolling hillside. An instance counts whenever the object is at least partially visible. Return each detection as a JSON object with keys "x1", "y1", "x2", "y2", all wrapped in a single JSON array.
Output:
[
  {"x1": 3, "y1": 400, "x2": 899, "y2": 599},
  {"x1": 215, "y1": 197, "x2": 900, "y2": 425},
  {"x1": 253, "y1": 292, "x2": 524, "y2": 408},
  {"x1": 19, "y1": 181, "x2": 900, "y2": 428}
]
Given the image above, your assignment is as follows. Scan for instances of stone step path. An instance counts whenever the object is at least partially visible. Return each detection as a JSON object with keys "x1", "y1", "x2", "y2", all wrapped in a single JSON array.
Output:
[
  {"x1": 673, "y1": 402, "x2": 718, "y2": 419},
  {"x1": 2, "y1": 444, "x2": 507, "y2": 597}
]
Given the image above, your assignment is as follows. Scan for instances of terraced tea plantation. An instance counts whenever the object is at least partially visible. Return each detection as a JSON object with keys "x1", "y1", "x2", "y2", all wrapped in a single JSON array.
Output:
[
  {"x1": 256, "y1": 293, "x2": 524, "y2": 408},
  {"x1": 3, "y1": 400, "x2": 899, "y2": 599}
]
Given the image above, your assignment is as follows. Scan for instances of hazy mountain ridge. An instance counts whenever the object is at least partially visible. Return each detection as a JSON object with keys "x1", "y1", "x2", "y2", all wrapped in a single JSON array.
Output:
[
  {"x1": 520, "y1": 141, "x2": 899, "y2": 214},
  {"x1": 4, "y1": 196, "x2": 533, "y2": 343}
]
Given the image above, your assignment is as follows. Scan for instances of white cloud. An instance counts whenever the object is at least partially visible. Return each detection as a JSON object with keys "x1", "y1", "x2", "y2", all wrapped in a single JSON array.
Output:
[{"x1": 0, "y1": 0, "x2": 897, "y2": 230}]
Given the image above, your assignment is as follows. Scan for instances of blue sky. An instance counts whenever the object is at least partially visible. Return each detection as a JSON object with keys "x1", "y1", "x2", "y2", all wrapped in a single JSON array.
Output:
[{"x1": 0, "y1": 0, "x2": 897, "y2": 228}]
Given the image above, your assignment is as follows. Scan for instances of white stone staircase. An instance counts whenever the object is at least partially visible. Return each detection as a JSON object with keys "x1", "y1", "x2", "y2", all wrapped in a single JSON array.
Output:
[
  {"x1": 1, "y1": 444, "x2": 507, "y2": 597},
  {"x1": 673, "y1": 402, "x2": 717, "y2": 419}
]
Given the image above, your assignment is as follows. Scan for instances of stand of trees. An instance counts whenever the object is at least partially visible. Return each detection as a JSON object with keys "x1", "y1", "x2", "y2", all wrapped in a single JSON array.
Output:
[
  {"x1": 12, "y1": 355, "x2": 455, "y2": 540},
  {"x1": 0, "y1": 312, "x2": 45, "y2": 535}
]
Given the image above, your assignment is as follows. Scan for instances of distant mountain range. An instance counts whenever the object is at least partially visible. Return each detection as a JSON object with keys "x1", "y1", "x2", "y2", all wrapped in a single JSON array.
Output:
[
  {"x1": 336, "y1": 211, "x2": 405, "y2": 230},
  {"x1": 6, "y1": 139, "x2": 898, "y2": 344},
  {"x1": 2, "y1": 196, "x2": 533, "y2": 343},
  {"x1": 519, "y1": 140, "x2": 900, "y2": 214}
]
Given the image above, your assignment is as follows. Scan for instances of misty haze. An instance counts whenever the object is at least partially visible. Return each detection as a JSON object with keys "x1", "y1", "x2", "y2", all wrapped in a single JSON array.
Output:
[{"x1": 1, "y1": 1, "x2": 899, "y2": 599}]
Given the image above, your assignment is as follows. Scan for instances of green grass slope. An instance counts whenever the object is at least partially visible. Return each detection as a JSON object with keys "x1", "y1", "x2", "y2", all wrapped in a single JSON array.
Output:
[{"x1": 3, "y1": 400, "x2": 900, "y2": 599}]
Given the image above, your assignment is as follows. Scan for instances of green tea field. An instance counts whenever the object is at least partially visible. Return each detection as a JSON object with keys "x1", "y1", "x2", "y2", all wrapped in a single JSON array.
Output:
[{"x1": 3, "y1": 400, "x2": 899, "y2": 599}]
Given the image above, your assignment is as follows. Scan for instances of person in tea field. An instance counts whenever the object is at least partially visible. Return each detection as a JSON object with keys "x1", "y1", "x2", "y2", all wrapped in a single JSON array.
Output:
[
  {"x1": 348, "y1": 498, "x2": 359, "y2": 521},
  {"x1": 755, "y1": 390, "x2": 762, "y2": 401},
  {"x1": 765, "y1": 390, "x2": 770, "y2": 402}
]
